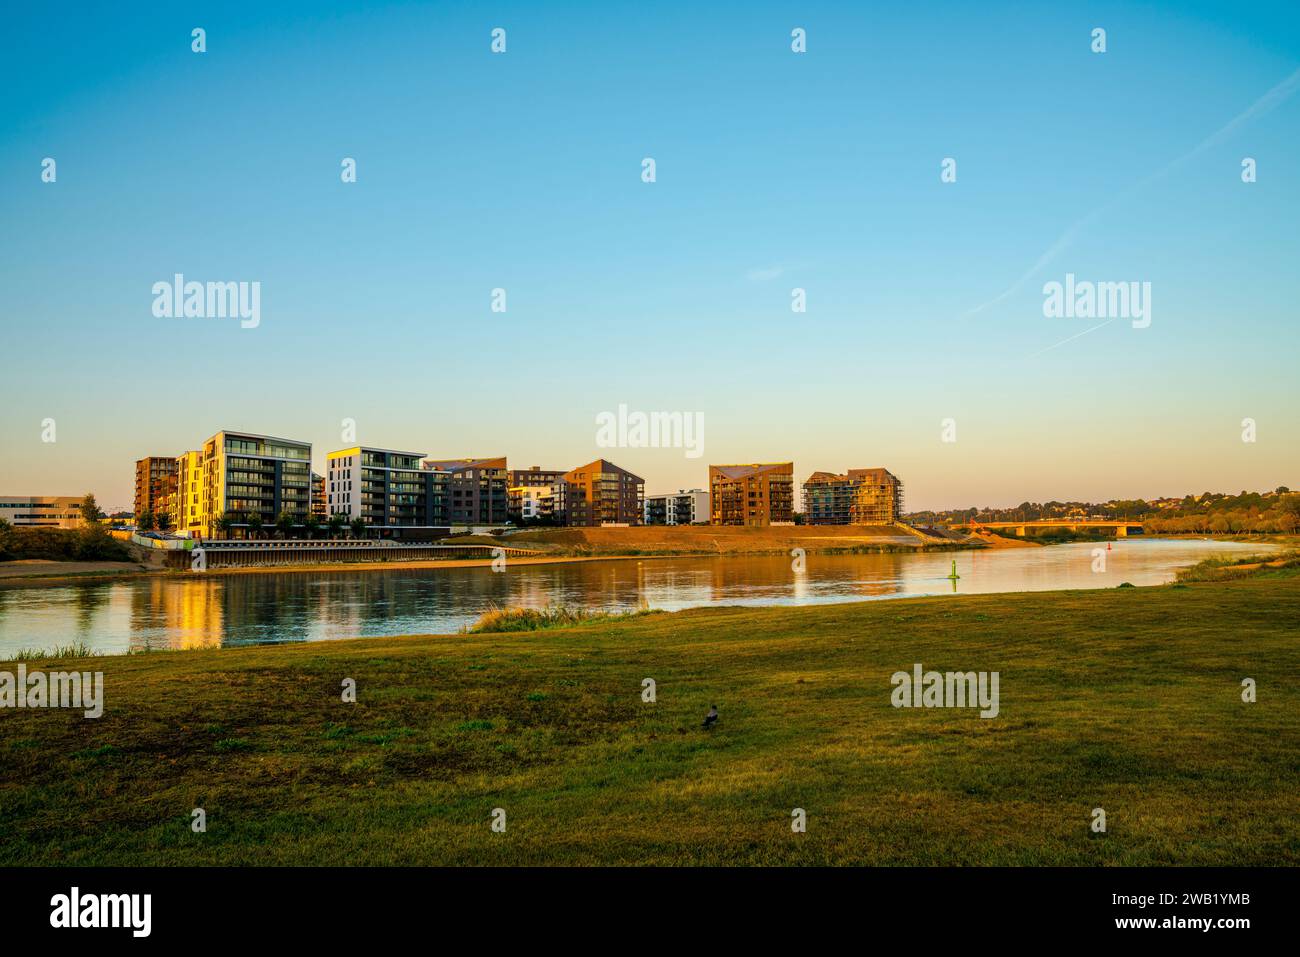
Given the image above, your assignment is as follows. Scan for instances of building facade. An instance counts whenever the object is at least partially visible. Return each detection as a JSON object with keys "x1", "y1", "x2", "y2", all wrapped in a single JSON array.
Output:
[
  {"x1": 644, "y1": 488, "x2": 710, "y2": 525},
  {"x1": 311, "y1": 473, "x2": 327, "y2": 518},
  {"x1": 0, "y1": 495, "x2": 84, "y2": 529},
  {"x1": 803, "y1": 468, "x2": 904, "y2": 525},
  {"x1": 134, "y1": 456, "x2": 179, "y2": 523},
  {"x1": 196, "y1": 430, "x2": 313, "y2": 538},
  {"x1": 508, "y1": 484, "x2": 556, "y2": 523},
  {"x1": 709, "y1": 463, "x2": 794, "y2": 526},
  {"x1": 422, "y1": 456, "x2": 509, "y2": 525},
  {"x1": 328, "y1": 447, "x2": 450, "y2": 538},
  {"x1": 508, "y1": 466, "x2": 565, "y2": 489},
  {"x1": 555, "y1": 459, "x2": 644, "y2": 526},
  {"x1": 170, "y1": 450, "x2": 203, "y2": 536}
]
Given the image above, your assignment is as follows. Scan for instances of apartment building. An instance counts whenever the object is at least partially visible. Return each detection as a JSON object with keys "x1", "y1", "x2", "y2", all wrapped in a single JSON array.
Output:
[
  {"x1": 644, "y1": 488, "x2": 710, "y2": 526},
  {"x1": 328, "y1": 447, "x2": 450, "y2": 538},
  {"x1": 803, "y1": 468, "x2": 904, "y2": 525},
  {"x1": 554, "y1": 459, "x2": 644, "y2": 526},
  {"x1": 422, "y1": 456, "x2": 509, "y2": 525},
  {"x1": 508, "y1": 484, "x2": 556, "y2": 523},
  {"x1": 196, "y1": 430, "x2": 312, "y2": 538},
  {"x1": 311, "y1": 473, "x2": 327, "y2": 518},
  {"x1": 170, "y1": 450, "x2": 204, "y2": 536},
  {"x1": 709, "y1": 462, "x2": 794, "y2": 526},
  {"x1": 508, "y1": 466, "x2": 565, "y2": 489},
  {"x1": 134, "y1": 456, "x2": 179, "y2": 522},
  {"x1": 0, "y1": 495, "x2": 84, "y2": 529}
]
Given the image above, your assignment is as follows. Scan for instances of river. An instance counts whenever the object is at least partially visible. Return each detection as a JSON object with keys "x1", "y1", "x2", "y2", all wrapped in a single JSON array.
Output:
[{"x1": 0, "y1": 538, "x2": 1268, "y2": 656}]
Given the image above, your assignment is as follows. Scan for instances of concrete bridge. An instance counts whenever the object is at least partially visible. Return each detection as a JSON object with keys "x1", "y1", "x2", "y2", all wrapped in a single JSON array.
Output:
[{"x1": 953, "y1": 519, "x2": 1145, "y2": 537}]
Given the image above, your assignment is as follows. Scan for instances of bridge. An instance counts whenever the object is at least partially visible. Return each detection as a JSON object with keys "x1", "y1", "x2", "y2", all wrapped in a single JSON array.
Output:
[{"x1": 952, "y1": 519, "x2": 1145, "y2": 537}]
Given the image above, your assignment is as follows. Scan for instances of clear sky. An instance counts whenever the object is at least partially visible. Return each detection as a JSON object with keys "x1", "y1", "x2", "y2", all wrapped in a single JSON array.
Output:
[{"x1": 2, "y1": 1, "x2": 1297, "y2": 513}]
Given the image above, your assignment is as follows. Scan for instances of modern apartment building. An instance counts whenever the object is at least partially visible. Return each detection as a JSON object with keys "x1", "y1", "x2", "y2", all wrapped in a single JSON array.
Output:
[
  {"x1": 171, "y1": 450, "x2": 203, "y2": 536},
  {"x1": 328, "y1": 447, "x2": 450, "y2": 538},
  {"x1": 555, "y1": 459, "x2": 644, "y2": 527},
  {"x1": 422, "y1": 456, "x2": 509, "y2": 525},
  {"x1": 709, "y1": 462, "x2": 795, "y2": 526},
  {"x1": 311, "y1": 473, "x2": 327, "y2": 518},
  {"x1": 644, "y1": 488, "x2": 710, "y2": 525},
  {"x1": 803, "y1": 468, "x2": 905, "y2": 525},
  {"x1": 508, "y1": 466, "x2": 565, "y2": 489},
  {"x1": 508, "y1": 484, "x2": 556, "y2": 523},
  {"x1": 196, "y1": 430, "x2": 313, "y2": 538},
  {"x1": 0, "y1": 495, "x2": 84, "y2": 529},
  {"x1": 134, "y1": 456, "x2": 179, "y2": 522}
]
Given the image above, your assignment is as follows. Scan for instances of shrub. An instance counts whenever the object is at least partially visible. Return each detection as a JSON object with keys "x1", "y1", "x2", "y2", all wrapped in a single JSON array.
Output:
[
  {"x1": 75, "y1": 524, "x2": 133, "y2": 562},
  {"x1": 463, "y1": 604, "x2": 657, "y2": 634}
]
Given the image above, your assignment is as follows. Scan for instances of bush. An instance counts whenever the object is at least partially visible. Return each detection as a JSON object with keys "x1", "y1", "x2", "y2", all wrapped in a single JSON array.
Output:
[
  {"x1": 75, "y1": 524, "x2": 133, "y2": 561},
  {"x1": 463, "y1": 605, "x2": 657, "y2": 634},
  {"x1": 0, "y1": 524, "x2": 132, "y2": 562}
]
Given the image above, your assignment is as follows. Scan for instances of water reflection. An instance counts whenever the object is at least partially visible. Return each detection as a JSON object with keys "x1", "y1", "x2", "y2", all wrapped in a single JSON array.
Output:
[{"x1": 0, "y1": 539, "x2": 1270, "y2": 657}]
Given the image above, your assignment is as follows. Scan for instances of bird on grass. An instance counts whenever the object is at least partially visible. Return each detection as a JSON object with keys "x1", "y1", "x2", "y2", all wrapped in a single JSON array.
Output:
[{"x1": 702, "y1": 704, "x2": 718, "y2": 730}]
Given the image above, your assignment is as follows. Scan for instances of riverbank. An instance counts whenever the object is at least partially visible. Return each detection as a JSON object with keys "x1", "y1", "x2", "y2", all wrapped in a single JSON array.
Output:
[
  {"x1": 0, "y1": 559, "x2": 157, "y2": 587},
  {"x1": 0, "y1": 550, "x2": 802, "y2": 590},
  {"x1": 2, "y1": 568, "x2": 1295, "y2": 866},
  {"x1": 0, "y1": 524, "x2": 980, "y2": 588},
  {"x1": 487, "y1": 522, "x2": 969, "y2": 555}
]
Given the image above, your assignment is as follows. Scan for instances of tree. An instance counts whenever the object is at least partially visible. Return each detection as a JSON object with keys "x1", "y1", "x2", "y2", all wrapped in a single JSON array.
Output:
[
  {"x1": 1279, "y1": 495, "x2": 1300, "y2": 535},
  {"x1": 246, "y1": 513, "x2": 264, "y2": 540},
  {"x1": 76, "y1": 521, "x2": 131, "y2": 561},
  {"x1": 214, "y1": 512, "x2": 235, "y2": 539},
  {"x1": 327, "y1": 514, "x2": 346, "y2": 539},
  {"x1": 349, "y1": 517, "x2": 367, "y2": 540},
  {"x1": 155, "y1": 509, "x2": 171, "y2": 532},
  {"x1": 276, "y1": 511, "x2": 296, "y2": 539},
  {"x1": 137, "y1": 510, "x2": 156, "y2": 533},
  {"x1": 79, "y1": 493, "x2": 102, "y2": 526},
  {"x1": 303, "y1": 512, "x2": 322, "y2": 540}
]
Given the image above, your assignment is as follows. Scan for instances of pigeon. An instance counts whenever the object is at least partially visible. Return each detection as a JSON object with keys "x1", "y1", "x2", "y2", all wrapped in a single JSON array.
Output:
[{"x1": 702, "y1": 704, "x2": 718, "y2": 730}]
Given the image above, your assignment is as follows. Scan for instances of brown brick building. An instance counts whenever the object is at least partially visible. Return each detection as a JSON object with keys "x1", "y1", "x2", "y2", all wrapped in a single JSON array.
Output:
[
  {"x1": 803, "y1": 468, "x2": 904, "y2": 525},
  {"x1": 422, "y1": 456, "x2": 509, "y2": 525},
  {"x1": 709, "y1": 462, "x2": 794, "y2": 526},
  {"x1": 555, "y1": 459, "x2": 644, "y2": 526},
  {"x1": 134, "y1": 456, "x2": 179, "y2": 525},
  {"x1": 508, "y1": 466, "x2": 566, "y2": 488}
]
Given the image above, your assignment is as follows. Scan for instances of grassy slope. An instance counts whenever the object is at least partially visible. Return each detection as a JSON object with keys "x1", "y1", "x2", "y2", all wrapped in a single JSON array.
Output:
[
  {"x1": 492, "y1": 523, "x2": 934, "y2": 555},
  {"x1": 1, "y1": 573, "x2": 1298, "y2": 866}
]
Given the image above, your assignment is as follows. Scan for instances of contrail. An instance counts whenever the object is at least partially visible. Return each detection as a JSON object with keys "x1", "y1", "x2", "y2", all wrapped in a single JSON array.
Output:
[
  {"x1": 967, "y1": 66, "x2": 1300, "y2": 319},
  {"x1": 1025, "y1": 317, "x2": 1119, "y2": 359}
]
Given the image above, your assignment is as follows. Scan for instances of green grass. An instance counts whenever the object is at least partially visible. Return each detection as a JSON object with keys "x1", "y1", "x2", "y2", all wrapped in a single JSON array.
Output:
[{"x1": 1, "y1": 572, "x2": 1298, "y2": 866}]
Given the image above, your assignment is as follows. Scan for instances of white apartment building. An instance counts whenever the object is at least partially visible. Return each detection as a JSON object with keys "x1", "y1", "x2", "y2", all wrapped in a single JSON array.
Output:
[
  {"x1": 509, "y1": 484, "x2": 555, "y2": 521},
  {"x1": 643, "y1": 488, "x2": 710, "y2": 526}
]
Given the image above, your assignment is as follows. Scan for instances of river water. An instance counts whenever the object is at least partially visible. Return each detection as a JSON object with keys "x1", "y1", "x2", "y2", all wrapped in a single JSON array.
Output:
[{"x1": 0, "y1": 538, "x2": 1267, "y2": 656}]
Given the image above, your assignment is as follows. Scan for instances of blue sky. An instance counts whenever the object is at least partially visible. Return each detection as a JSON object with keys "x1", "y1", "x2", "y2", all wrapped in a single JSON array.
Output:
[{"x1": 1, "y1": 1, "x2": 1297, "y2": 512}]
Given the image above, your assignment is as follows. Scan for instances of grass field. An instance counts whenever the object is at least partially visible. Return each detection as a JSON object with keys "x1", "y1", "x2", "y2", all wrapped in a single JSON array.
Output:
[{"x1": 1, "y1": 570, "x2": 1297, "y2": 865}]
